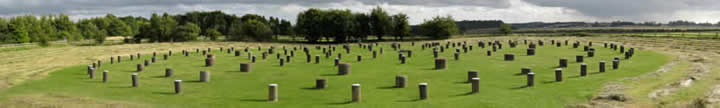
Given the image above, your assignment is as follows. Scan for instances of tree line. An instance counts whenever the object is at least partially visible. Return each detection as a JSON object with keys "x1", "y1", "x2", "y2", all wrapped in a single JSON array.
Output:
[{"x1": 0, "y1": 7, "x2": 460, "y2": 45}]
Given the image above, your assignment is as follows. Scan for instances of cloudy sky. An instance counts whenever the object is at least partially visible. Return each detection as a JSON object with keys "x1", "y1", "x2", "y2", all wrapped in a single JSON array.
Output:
[{"x1": 1, "y1": 0, "x2": 719, "y2": 25}]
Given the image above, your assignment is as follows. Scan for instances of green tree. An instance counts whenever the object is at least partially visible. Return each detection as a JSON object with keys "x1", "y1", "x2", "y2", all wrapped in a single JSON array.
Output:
[
  {"x1": 420, "y1": 16, "x2": 459, "y2": 39},
  {"x1": 173, "y1": 23, "x2": 201, "y2": 41},
  {"x1": 227, "y1": 20, "x2": 244, "y2": 41},
  {"x1": 9, "y1": 17, "x2": 29, "y2": 43},
  {"x1": 499, "y1": 24, "x2": 512, "y2": 36},
  {"x1": 370, "y1": 6, "x2": 391, "y2": 40},
  {"x1": 240, "y1": 20, "x2": 273, "y2": 41},
  {"x1": 296, "y1": 8, "x2": 324, "y2": 42},
  {"x1": 391, "y1": 14, "x2": 411, "y2": 40},
  {"x1": 205, "y1": 28, "x2": 222, "y2": 40},
  {"x1": 95, "y1": 29, "x2": 107, "y2": 44}
]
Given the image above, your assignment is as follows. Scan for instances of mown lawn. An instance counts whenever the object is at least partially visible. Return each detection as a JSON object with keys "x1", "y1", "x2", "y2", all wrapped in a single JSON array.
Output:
[{"x1": 0, "y1": 40, "x2": 667, "y2": 108}]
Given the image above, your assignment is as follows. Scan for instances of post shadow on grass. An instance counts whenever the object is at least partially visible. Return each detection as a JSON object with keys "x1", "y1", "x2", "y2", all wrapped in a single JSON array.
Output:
[
  {"x1": 301, "y1": 87, "x2": 323, "y2": 90},
  {"x1": 396, "y1": 99, "x2": 423, "y2": 102},
  {"x1": 240, "y1": 99, "x2": 269, "y2": 102},
  {"x1": 542, "y1": 81, "x2": 558, "y2": 84},
  {"x1": 186, "y1": 80, "x2": 205, "y2": 83},
  {"x1": 568, "y1": 75, "x2": 584, "y2": 79},
  {"x1": 321, "y1": 73, "x2": 341, "y2": 76},
  {"x1": 510, "y1": 85, "x2": 531, "y2": 90},
  {"x1": 590, "y1": 71, "x2": 604, "y2": 75},
  {"x1": 151, "y1": 91, "x2": 176, "y2": 95},
  {"x1": 376, "y1": 85, "x2": 396, "y2": 89},
  {"x1": 451, "y1": 92, "x2": 476, "y2": 97},
  {"x1": 328, "y1": 100, "x2": 355, "y2": 105}
]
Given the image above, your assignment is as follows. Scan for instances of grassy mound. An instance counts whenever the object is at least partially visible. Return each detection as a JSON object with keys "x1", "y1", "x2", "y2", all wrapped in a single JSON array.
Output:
[{"x1": 0, "y1": 41, "x2": 667, "y2": 107}]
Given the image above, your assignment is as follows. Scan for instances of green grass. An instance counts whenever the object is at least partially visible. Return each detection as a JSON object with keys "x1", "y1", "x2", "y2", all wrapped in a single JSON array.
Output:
[{"x1": 0, "y1": 41, "x2": 667, "y2": 107}]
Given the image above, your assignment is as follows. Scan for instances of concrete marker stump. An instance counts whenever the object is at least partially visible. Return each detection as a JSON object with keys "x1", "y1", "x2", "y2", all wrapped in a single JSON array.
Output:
[
  {"x1": 269, "y1": 84, "x2": 278, "y2": 102},
  {"x1": 131, "y1": 73, "x2": 139, "y2": 87},
  {"x1": 471, "y1": 78, "x2": 480, "y2": 93},
  {"x1": 396, "y1": 75, "x2": 407, "y2": 88},
  {"x1": 527, "y1": 48, "x2": 535, "y2": 56},
  {"x1": 468, "y1": 70, "x2": 478, "y2": 82},
  {"x1": 338, "y1": 63, "x2": 350, "y2": 75},
  {"x1": 521, "y1": 67, "x2": 531, "y2": 74},
  {"x1": 136, "y1": 64, "x2": 144, "y2": 72},
  {"x1": 419, "y1": 83, "x2": 428, "y2": 100},
  {"x1": 200, "y1": 71, "x2": 210, "y2": 82},
  {"x1": 599, "y1": 61, "x2": 606, "y2": 72},
  {"x1": 613, "y1": 60, "x2": 619, "y2": 69},
  {"x1": 165, "y1": 68, "x2": 173, "y2": 77},
  {"x1": 580, "y1": 63, "x2": 587, "y2": 77},
  {"x1": 102, "y1": 70, "x2": 108, "y2": 83},
  {"x1": 435, "y1": 58, "x2": 447, "y2": 70},
  {"x1": 352, "y1": 84, "x2": 361, "y2": 102},
  {"x1": 315, "y1": 78, "x2": 327, "y2": 89},
  {"x1": 174, "y1": 80, "x2": 182, "y2": 94},
  {"x1": 576, "y1": 55, "x2": 584, "y2": 62},
  {"x1": 559, "y1": 58, "x2": 568, "y2": 67},
  {"x1": 555, "y1": 68, "x2": 563, "y2": 82},
  {"x1": 527, "y1": 72, "x2": 535, "y2": 87},
  {"x1": 504, "y1": 54, "x2": 515, "y2": 61},
  {"x1": 240, "y1": 63, "x2": 251, "y2": 72}
]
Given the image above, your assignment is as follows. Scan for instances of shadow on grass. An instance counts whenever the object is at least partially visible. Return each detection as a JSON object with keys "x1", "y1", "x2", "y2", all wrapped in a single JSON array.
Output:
[
  {"x1": 321, "y1": 73, "x2": 341, "y2": 76},
  {"x1": 328, "y1": 100, "x2": 355, "y2": 105},
  {"x1": 396, "y1": 99, "x2": 423, "y2": 102},
  {"x1": 186, "y1": 80, "x2": 205, "y2": 83},
  {"x1": 510, "y1": 85, "x2": 531, "y2": 89},
  {"x1": 542, "y1": 81, "x2": 559, "y2": 84},
  {"x1": 454, "y1": 81, "x2": 470, "y2": 84},
  {"x1": 151, "y1": 92, "x2": 176, "y2": 95},
  {"x1": 513, "y1": 73, "x2": 525, "y2": 76},
  {"x1": 301, "y1": 87, "x2": 323, "y2": 90},
  {"x1": 568, "y1": 75, "x2": 585, "y2": 79},
  {"x1": 376, "y1": 86, "x2": 397, "y2": 89},
  {"x1": 240, "y1": 99, "x2": 268, "y2": 102},
  {"x1": 225, "y1": 70, "x2": 242, "y2": 73},
  {"x1": 451, "y1": 92, "x2": 475, "y2": 97},
  {"x1": 590, "y1": 72, "x2": 604, "y2": 75},
  {"x1": 151, "y1": 76, "x2": 168, "y2": 78},
  {"x1": 109, "y1": 86, "x2": 134, "y2": 88}
]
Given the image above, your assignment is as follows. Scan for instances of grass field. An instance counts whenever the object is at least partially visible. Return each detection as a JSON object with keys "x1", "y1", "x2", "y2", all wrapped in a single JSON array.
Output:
[{"x1": 0, "y1": 40, "x2": 667, "y2": 107}]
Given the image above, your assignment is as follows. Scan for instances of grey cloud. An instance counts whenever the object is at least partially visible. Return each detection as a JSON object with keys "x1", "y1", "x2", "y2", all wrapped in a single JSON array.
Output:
[
  {"x1": 0, "y1": 0, "x2": 510, "y2": 15},
  {"x1": 523, "y1": 0, "x2": 720, "y2": 17}
]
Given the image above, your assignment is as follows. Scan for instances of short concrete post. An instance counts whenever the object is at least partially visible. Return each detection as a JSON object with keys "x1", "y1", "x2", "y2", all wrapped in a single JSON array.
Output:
[
  {"x1": 316, "y1": 78, "x2": 327, "y2": 89},
  {"x1": 580, "y1": 63, "x2": 587, "y2": 76},
  {"x1": 269, "y1": 84, "x2": 278, "y2": 102},
  {"x1": 454, "y1": 53, "x2": 460, "y2": 60},
  {"x1": 527, "y1": 72, "x2": 535, "y2": 87},
  {"x1": 279, "y1": 58, "x2": 285, "y2": 66},
  {"x1": 471, "y1": 78, "x2": 480, "y2": 93},
  {"x1": 400, "y1": 55, "x2": 407, "y2": 64},
  {"x1": 136, "y1": 64, "x2": 143, "y2": 72},
  {"x1": 588, "y1": 51, "x2": 595, "y2": 57},
  {"x1": 396, "y1": 75, "x2": 407, "y2": 88},
  {"x1": 504, "y1": 54, "x2": 515, "y2": 61},
  {"x1": 200, "y1": 71, "x2": 210, "y2": 82},
  {"x1": 338, "y1": 63, "x2": 350, "y2": 75},
  {"x1": 559, "y1": 58, "x2": 568, "y2": 67},
  {"x1": 102, "y1": 70, "x2": 108, "y2": 82},
  {"x1": 435, "y1": 58, "x2": 447, "y2": 69},
  {"x1": 419, "y1": 83, "x2": 428, "y2": 100},
  {"x1": 555, "y1": 68, "x2": 563, "y2": 82},
  {"x1": 613, "y1": 60, "x2": 619, "y2": 69},
  {"x1": 174, "y1": 80, "x2": 182, "y2": 94},
  {"x1": 527, "y1": 48, "x2": 535, "y2": 56},
  {"x1": 165, "y1": 68, "x2": 173, "y2": 77},
  {"x1": 352, "y1": 84, "x2": 361, "y2": 102},
  {"x1": 131, "y1": 73, "x2": 139, "y2": 87},
  {"x1": 521, "y1": 67, "x2": 531, "y2": 74},
  {"x1": 240, "y1": 63, "x2": 251, "y2": 72},
  {"x1": 468, "y1": 70, "x2": 478, "y2": 82},
  {"x1": 599, "y1": 61, "x2": 606, "y2": 72},
  {"x1": 315, "y1": 55, "x2": 320, "y2": 64},
  {"x1": 252, "y1": 56, "x2": 257, "y2": 63},
  {"x1": 334, "y1": 58, "x2": 340, "y2": 66},
  {"x1": 357, "y1": 55, "x2": 362, "y2": 62},
  {"x1": 576, "y1": 55, "x2": 584, "y2": 62}
]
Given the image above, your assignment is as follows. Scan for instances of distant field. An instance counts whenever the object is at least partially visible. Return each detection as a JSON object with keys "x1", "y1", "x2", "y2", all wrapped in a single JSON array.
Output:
[{"x1": 0, "y1": 40, "x2": 666, "y2": 107}]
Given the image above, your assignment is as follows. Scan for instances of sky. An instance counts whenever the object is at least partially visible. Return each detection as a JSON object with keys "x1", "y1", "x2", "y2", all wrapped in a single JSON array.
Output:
[{"x1": 1, "y1": 0, "x2": 719, "y2": 25}]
